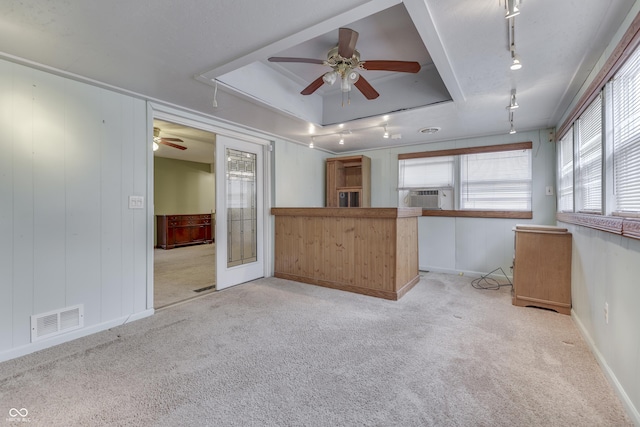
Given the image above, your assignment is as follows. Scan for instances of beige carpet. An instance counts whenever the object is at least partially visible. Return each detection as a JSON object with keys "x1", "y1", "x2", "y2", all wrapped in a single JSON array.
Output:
[
  {"x1": 154, "y1": 243, "x2": 216, "y2": 308},
  {"x1": 0, "y1": 273, "x2": 632, "y2": 426}
]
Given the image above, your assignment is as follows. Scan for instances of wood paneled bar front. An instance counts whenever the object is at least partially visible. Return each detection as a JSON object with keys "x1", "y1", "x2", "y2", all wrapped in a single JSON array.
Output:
[{"x1": 271, "y1": 208, "x2": 421, "y2": 300}]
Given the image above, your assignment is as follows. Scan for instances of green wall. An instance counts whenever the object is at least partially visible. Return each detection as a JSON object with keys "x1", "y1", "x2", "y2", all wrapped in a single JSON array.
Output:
[{"x1": 154, "y1": 157, "x2": 215, "y2": 243}]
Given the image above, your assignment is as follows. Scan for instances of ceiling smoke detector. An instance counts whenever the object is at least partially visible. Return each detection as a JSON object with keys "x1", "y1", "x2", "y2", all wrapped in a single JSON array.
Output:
[{"x1": 419, "y1": 127, "x2": 441, "y2": 134}]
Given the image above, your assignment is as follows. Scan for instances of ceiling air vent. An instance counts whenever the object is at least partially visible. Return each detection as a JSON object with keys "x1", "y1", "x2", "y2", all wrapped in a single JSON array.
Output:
[
  {"x1": 419, "y1": 127, "x2": 441, "y2": 134},
  {"x1": 31, "y1": 304, "x2": 84, "y2": 342}
]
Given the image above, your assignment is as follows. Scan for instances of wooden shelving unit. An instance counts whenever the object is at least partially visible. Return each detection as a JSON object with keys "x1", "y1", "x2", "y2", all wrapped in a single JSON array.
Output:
[{"x1": 326, "y1": 155, "x2": 371, "y2": 207}]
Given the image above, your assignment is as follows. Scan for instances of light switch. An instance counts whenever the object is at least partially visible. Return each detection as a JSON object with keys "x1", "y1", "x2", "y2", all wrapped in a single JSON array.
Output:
[
  {"x1": 545, "y1": 186, "x2": 554, "y2": 196},
  {"x1": 129, "y1": 195, "x2": 144, "y2": 209}
]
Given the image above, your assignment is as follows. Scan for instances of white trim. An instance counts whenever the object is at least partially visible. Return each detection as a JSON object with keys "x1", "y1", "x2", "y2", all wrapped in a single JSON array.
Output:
[
  {"x1": 146, "y1": 103, "x2": 155, "y2": 310},
  {"x1": 0, "y1": 309, "x2": 154, "y2": 363},
  {"x1": 148, "y1": 103, "x2": 274, "y2": 292},
  {"x1": 572, "y1": 310, "x2": 640, "y2": 425}
]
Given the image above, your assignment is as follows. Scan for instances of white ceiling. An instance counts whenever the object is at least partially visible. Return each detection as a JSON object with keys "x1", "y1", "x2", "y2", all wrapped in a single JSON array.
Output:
[{"x1": 0, "y1": 0, "x2": 635, "y2": 155}]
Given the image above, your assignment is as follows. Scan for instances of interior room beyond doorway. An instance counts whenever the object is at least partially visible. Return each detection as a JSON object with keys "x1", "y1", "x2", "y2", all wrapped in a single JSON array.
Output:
[{"x1": 153, "y1": 119, "x2": 217, "y2": 308}]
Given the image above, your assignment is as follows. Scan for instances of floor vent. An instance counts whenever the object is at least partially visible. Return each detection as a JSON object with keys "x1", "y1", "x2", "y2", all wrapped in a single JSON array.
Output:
[{"x1": 31, "y1": 304, "x2": 84, "y2": 342}]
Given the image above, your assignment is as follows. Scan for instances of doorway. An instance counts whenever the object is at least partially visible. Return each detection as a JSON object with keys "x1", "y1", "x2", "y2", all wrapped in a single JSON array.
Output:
[{"x1": 152, "y1": 119, "x2": 217, "y2": 308}]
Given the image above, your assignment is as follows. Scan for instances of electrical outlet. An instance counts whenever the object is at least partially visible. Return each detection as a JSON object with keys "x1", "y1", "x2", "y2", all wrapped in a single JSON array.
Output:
[{"x1": 604, "y1": 302, "x2": 609, "y2": 324}]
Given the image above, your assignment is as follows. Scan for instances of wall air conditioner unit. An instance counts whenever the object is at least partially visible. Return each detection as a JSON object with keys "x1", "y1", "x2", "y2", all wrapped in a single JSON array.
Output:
[{"x1": 408, "y1": 188, "x2": 453, "y2": 210}]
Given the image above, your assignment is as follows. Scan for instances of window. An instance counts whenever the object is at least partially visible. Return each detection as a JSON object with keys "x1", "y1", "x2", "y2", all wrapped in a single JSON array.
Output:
[
  {"x1": 460, "y1": 149, "x2": 531, "y2": 210},
  {"x1": 398, "y1": 156, "x2": 454, "y2": 189},
  {"x1": 576, "y1": 95, "x2": 603, "y2": 213},
  {"x1": 612, "y1": 48, "x2": 640, "y2": 213},
  {"x1": 398, "y1": 142, "x2": 532, "y2": 215},
  {"x1": 557, "y1": 127, "x2": 574, "y2": 212}
]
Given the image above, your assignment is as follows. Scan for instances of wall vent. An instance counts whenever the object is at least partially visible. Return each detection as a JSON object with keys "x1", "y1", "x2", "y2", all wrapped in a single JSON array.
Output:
[{"x1": 31, "y1": 304, "x2": 84, "y2": 342}]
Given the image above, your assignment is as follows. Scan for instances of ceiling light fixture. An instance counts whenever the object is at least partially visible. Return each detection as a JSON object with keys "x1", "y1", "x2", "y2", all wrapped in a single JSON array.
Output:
[
  {"x1": 309, "y1": 136, "x2": 315, "y2": 149},
  {"x1": 507, "y1": 90, "x2": 519, "y2": 110},
  {"x1": 508, "y1": 17, "x2": 522, "y2": 71},
  {"x1": 383, "y1": 125, "x2": 389, "y2": 139},
  {"x1": 339, "y1": 133, "x2": 345, "y2": 144},
  {"x1": 212, "y1": 80, "x2": 219, "y2": 108},
  {"x1": 510, "y1": 54, "x2": 522, "y2": 70},
  {"x1": 323, "y1": 71, "x2": 338, "y2": 85},
  {"x1": 509, "y1": 111, "x2": 516, "y2": 134},
  {"x1": 505, "y1": 0, "x2": 520, "y2": 19}
]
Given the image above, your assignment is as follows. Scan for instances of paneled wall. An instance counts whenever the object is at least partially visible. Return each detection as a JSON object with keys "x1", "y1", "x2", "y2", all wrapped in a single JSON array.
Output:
[{"x1": 0, "y1": 59, "x2": 150, "y2": 360}]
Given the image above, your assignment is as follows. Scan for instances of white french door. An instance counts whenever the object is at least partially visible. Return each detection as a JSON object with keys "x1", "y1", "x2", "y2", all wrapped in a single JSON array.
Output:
[{"x1": 215, "y1": 134, "x2": 265, "y2": 290}]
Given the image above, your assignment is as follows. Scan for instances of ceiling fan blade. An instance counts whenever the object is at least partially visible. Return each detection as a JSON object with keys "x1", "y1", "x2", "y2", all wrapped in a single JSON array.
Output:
[
  {"x1": 159, "y1": 140, "x2": 187, "y2": 150},
  {"x1": 301, "y1": 75, "x2": 326, "y2": 95},
  {"x1": 354, "y1": 76, "x2": 379, "y2": 100},
  {"x1": 338, "y1": 28, "x2": 359, "y2": 58},
  {"x1": 160, "y1": 137, "x2": 184, "y2": 142},
  {"x1": 362, "y1": 60, "x2": 421, "y2": 73},
  {"x1": 268, "y1": 57, "x2": 325, "y2": 65}
]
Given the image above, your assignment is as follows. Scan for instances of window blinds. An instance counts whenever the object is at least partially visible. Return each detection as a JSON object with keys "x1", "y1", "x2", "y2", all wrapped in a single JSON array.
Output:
[
  {"x1": 460, "y1": 149, "x2": 532, "y2": 210},
  {"x1": 576, "y1": 95, "x2": 603, "y2": 213},
  {"x1": 557, "y1": 128, "x2": 574, "y2": 212},
  {"x1": 613, "y1": 48, "x2": 640, "y2": 213},
  {"x1": 398, "y1": 156, "x2": 454, "y2": 189}
]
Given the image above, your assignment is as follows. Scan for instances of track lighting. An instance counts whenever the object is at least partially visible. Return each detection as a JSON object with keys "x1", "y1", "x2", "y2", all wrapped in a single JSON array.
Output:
[
  {"x1": 509, "y1": 111, "x2": 516, "y2": 134},
  {"x1": 505, "y1": 0, "x2": 520, "y2": 19},
  {"x1": 339, "y1": 133, "x2": 345, "y2": 144},
  {"x1": 508, "y1": 18, "x2": 522, "y2": 71},
  {"x1": 510, "y1": 53, "x2": 522, "y2": 70},
  {"x1": 383, "y1": 125, "x2": 389, "y2": 139},
  {"x1": 309, "y1": 137, "x2": 315, "y2": 149},
  {"x1": 507, "y1": 90, "x2": 519, "y2": 110},
  {"x1": 212, "y1": 80, "x2": 218, "y2": 108}
]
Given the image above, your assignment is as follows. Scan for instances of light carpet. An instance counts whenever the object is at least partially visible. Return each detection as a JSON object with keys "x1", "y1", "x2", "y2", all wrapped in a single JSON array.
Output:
[
  {"x1": 154, "y1": 243, "x2": 216, "y2": 308},
  {"x1": 0, "y1": 273, "x2": 632, "y2": 426}
]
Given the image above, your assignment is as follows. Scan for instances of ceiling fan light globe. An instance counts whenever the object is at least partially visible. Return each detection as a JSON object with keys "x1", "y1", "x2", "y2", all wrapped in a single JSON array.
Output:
[
  {"x1": 153, "y1": 142, "x2": 159, "y2": 151},
  {"x1": 323, "y1": 71, "x2": 337, "y2": 85},
  {"x1": 347, "y1": 70, "x2": 359, "y2": 83},
  {"x1": 341, "y1": 77, "x2": 351, "y2": 92}
]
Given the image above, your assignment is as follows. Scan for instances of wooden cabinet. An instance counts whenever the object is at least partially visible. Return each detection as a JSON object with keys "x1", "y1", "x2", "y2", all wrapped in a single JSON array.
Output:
[
  {"x1": 326, "y1": 155, "x2": 371, "y2": 207},
  {"x1": 156, "y1": 214, "x2": 213, "y2": 249},
  {"x1": 512, "y1": 224, "x2": 572, "y2": 315},
  {"x1": 272, "y1": 208, "x2": 422, "y2": 300}
]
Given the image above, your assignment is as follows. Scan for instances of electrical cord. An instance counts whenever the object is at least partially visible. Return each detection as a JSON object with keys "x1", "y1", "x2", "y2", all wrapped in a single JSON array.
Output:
[{"x1": 471, "y1": 267, "x2": 513, "y2": 290}]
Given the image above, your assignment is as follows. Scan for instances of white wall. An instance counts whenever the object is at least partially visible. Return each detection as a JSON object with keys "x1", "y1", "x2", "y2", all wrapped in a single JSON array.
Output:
[
  {"x1": 0, "y1": 59, "x2": 151, "y2": 361},
  {"x1": 555, "y1": 3, "x2": 640, "y2": 423},
  {"x1": 561, "y1": 223, "x2": 640, "y2": 422},
  {"x1": 356, "y1": 128, "x2": 557, "y2": 276},
  {"x1": 273, "y1": 139, "x2": 329, "y2": 207}
]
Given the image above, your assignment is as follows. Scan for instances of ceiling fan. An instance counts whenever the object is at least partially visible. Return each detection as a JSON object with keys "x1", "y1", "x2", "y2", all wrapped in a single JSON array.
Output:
[
  {"x1": 153, "y1": 127, "x2": 187, "y2": 151},
  {"x1": 268, "y1": 28, "x2": 421, "y2": 100}
]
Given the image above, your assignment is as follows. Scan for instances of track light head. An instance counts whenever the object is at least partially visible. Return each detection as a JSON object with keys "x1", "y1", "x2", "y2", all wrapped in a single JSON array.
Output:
[
  {"x1": 507, "y1": 91, "x2": 519, "y2": 110},
  {"x1": 505, "y1": 0, "x2": 520, "y2": 19},
  {"x1": 510, "y1": 54, "x2": 522, "y2": 70},
  {"x1": 383, "y1": 125, "x2": 389, "y2": 139}
]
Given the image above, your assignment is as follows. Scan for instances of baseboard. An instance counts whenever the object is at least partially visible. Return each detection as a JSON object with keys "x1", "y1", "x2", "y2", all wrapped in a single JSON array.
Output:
[
  {"x1": 0, "y1": 309, "x2": 154, "y2": 363},
  {"x1": 571, "y1": 310, "x2": 640, "y2": 426}
]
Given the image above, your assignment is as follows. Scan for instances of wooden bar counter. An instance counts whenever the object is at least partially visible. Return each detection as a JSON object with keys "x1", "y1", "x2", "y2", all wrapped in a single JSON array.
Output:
[{"x1": 271, "y1": 207, "x2": 421, "y2": 300}]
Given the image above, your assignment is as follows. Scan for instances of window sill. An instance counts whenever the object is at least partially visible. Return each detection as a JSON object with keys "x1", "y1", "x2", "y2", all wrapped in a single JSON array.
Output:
[
  {"x1": 556, "y1": 212, "x2": 640, "y2": 240},
  {"x1": 421, "y1": 210, "x2": 532, "y2": 219}
]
